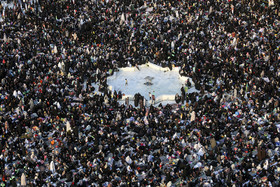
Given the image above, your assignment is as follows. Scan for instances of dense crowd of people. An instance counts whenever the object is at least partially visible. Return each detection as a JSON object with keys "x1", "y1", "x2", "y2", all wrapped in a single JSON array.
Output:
[{"x1": 0, "y1": 0, "x2": 280, "y2": 186}]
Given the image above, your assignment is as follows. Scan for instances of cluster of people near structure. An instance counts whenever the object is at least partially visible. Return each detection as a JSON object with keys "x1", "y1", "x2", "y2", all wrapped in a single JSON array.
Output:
[{"x1": 0, "y1": 0, "x2": 280, "y2": 186}]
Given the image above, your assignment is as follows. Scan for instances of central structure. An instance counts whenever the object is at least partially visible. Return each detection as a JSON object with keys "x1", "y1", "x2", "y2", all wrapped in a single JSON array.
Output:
[{"x1": 144, "y1": 76, "x2": 154, "y2": 86}]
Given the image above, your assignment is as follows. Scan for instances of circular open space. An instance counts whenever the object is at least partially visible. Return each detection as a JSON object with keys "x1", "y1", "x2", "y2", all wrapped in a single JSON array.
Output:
[{"x1": 107, "y1": 63, "x2": 197, "y2": 103}]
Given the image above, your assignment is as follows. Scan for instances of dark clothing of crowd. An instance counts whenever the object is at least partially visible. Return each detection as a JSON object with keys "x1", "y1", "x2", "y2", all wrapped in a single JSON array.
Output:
[{"x1": 0, "y1": 0, "x2": 280, "y2": 186}]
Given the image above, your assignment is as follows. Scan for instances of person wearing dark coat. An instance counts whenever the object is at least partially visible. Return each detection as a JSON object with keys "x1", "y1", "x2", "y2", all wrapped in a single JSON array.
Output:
[
  {"x1": 175, "y1": 93, "x2": 181, "y2": 104},
  {"x1": 181, "y1": 86, "x2": 185, "y2": 103},
  {"x1": 134, "y1": 93, "x2": 139, "y2": 107}
]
